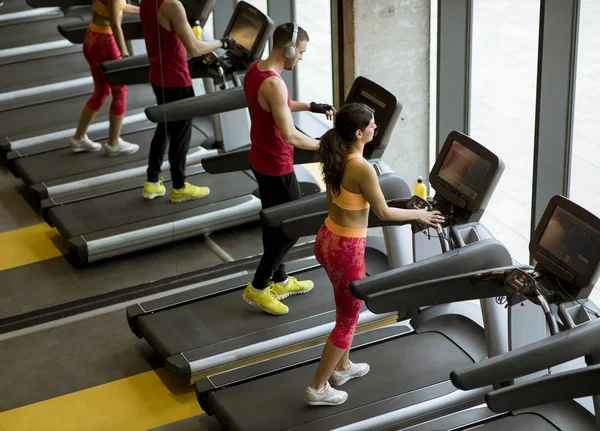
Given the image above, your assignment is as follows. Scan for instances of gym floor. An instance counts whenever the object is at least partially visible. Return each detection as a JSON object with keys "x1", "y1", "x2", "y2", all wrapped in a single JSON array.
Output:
[{"x1": 0, "y1": 161, "x2": 327, "y2": 430}]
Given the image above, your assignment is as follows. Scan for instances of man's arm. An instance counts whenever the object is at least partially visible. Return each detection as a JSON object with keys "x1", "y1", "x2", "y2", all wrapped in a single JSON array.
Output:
[
  {"x1": 160, "y1": 0, "x2": 224, "y2": 58},
  {"x1": 291, "y1": 101, "x2": 310, "y2": 112},
  {"x1": 263, "y1": 78, "x2": 320, "y2": 151},
  {"x1": 291, "y1": 101, "x2": 335, "y2": 120}
]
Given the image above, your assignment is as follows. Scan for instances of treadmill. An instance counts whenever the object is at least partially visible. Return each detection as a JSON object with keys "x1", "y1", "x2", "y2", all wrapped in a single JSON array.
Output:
[
  {"x1": 7, "y1": 2, "x2": 221, "y2": 205},
  {"x1": 0, "y1": 4, "x2": 90, "y2": 64},
  {"x1": 358, "y1": 195, "x2": 600, "y2": 430},
  {"x1": 43, "y1": 77, "x2": 393, "y2": 265},
  {"x1": 42, "y1": 2, "x2": 313, "y2": 265},
  {"x1": 0, "y1": 13, "x2": 147, "y2": 113},
  {"x1": 192, "y1": 133, "x2": 520, "y2": 431},
  {"x1": 123, "y1": 127, "x2": 501, "y2": 388},
  {"x1": 0, "y1": 1, "x2": 61, "y2": 27}
]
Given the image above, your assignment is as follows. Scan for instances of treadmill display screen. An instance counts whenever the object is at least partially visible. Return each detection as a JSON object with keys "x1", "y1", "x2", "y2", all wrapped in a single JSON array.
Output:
[
  {"x1": 538, "y1": 206, "x2": 600, "y2": 275},
  {"x1": 227, "y1": 10, "x2": 262, "y2": 53},
  {"x1": 437, "y1": 141, "x2": 492, "y2": 203}
]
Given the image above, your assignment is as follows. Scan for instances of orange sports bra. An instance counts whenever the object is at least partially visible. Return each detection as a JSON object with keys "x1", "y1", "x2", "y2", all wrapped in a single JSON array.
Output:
[
  {"x1": 331, "y1": 153, "x2": 370, "y2": 211},
  {"x1": 92, "y1": 0, "x2": 126, "y2": 18}
]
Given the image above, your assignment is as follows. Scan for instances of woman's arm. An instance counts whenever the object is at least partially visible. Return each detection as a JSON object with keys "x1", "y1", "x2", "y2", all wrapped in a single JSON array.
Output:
[
  {"x1": 108, "y1": 0, "x2": 128, "y2": 57},
  {"x1": 355, "y1": 160, "x2": 445, "y2": 227},
  {"x1": 123, "y1": 3, "x2": 139, "y2": 15}
]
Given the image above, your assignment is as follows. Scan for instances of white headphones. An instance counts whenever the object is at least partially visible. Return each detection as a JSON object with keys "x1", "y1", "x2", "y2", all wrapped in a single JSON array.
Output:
[{"x1": 284, "y1": 22, "x2": 298, "y2": 59}]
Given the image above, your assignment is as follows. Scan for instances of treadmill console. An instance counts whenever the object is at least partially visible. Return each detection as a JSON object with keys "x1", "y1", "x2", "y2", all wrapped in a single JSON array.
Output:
[
  {"x1": 506, "y1": 268, "x2": 536, "y2": 295},
  {"x1": 222, "y1": 1, "x2": 273, "y2": 65},
  {"x1": 429, "y1": 131, "x2": 504, "y2": 224},
  {"x1": 530, "y1": 195, "x2": 600, "y2": 293},
  {"x1": 407, "y1": 195, "x2": 432, "y2": 211},
  {"x1": 188, "y1": 1, "x2": 273, "y2": 85},
  {"x1": 344, "y1": 76, "x2": 402, "y2": 160}
]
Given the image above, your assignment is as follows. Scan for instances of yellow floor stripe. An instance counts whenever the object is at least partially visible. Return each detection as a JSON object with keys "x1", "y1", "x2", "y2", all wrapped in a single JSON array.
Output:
[
  {"x1": 0, "y1": 369, "x2": 202, "y2": 431},
  {"x1": 0, "y1": 223, "x2": 67, "y2": 271}
]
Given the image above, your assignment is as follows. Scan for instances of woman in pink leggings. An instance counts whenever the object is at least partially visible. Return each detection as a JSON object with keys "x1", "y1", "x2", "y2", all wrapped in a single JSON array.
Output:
[
  {"x1": 304, "y1": 103, "x2": 445, "y2": 406},
  {"x1": 69, "y1": 0, "x2": 140, "y2": 156}
]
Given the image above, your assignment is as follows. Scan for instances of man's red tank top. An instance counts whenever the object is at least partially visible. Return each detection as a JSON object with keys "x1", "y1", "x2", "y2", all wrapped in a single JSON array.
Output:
[
  {"x1": 244, "y1": 60, "x2": 294, "y2": 176},
  {"x1": 140, "y1": 0, "x2": 192, "y2": 87}
]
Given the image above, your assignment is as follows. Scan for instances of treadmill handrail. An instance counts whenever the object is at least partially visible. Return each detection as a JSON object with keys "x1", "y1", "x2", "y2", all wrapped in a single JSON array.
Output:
[
  {"x1": 450, "y1": 317, "x2": 600, "y2": 390},
  {"x1": 352, "y1": 259, "x2": 515, "y2": 313},
  {"x1": 26, "y1": 0, "x2": 90, "y2": 7},
  {"x1": 145, "y1": 86, "x2": 247, "y2": 123},
  {"x1": 58, "y1": 15, "x2": 142, "y2": 44},
  {"x1": 483, "y1": 363, "x2": 600, "y2": 413}
]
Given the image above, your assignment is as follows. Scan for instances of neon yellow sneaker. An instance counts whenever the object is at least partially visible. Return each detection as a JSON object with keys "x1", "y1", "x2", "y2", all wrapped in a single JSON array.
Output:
[
  {"x1": 171, "y1": 182, "x2": 210, "y2": 203},
  {"x1": 271, "y1": 276, "x2": 314, "y2": 300},
  {"x1": 242, "y1": 284, "x2": 289, "y2": 315},
  {"x1": 142, "y1": 179, "x2": 166, "y2": 200}
]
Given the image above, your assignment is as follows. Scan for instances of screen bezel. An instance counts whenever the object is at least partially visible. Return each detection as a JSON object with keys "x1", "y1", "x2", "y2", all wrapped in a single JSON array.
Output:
[
  {"x1": 223, "y1": 1, "x2": 271, "y2": 63},
  {"x1": 530, "y1": 195, "x2": 600, "y2": 287},
  {"x1": 429, "y1": 131, "x2": 503, "y2": 213}
]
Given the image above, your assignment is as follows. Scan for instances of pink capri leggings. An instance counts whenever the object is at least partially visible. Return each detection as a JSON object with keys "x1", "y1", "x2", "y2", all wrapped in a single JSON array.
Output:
[
  {"x1": 314, "y1": 221, "x2": 366, "y2": 350},
  {"x1": 82, "y1": 29, "x2": 127, "y2": 116}
]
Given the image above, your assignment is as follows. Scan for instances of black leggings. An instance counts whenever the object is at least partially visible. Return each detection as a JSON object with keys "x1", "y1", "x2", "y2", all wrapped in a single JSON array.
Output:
[
  {"x1": 147, "y1": 85, "x2": 195, "y2": 190},
  {"x1": 252, "y1": 169, "x2": 301, "y2": 290}
]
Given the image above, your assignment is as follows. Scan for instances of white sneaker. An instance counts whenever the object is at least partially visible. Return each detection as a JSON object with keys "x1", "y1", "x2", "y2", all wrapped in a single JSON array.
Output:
[
  {"x1": 329, "y1": 360, "x2": 370, "y2": 386},
  {"x1": 104, "y1": 138, "x2": 139, "y2": 156},
  {"x1": 69, "y1": 135, "x2": 102, "y2": 153},
  {"x1": 304, "y1": 382, "x2": 348, "y2": 406}
]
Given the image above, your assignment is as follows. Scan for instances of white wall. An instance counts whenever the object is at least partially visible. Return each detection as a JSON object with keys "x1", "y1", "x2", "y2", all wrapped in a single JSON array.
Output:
[{"x1": 353, "y1": 0, "x2": 431, "y2": 188}]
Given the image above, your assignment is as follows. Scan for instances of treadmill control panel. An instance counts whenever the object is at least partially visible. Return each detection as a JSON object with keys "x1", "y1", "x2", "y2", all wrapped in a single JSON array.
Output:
[
  {"x1": 506, "y1": 269, "x2": 536, "y2": 295},
  {"x1": 407, "y1": 195, "x2": 432, "y2": 211}
]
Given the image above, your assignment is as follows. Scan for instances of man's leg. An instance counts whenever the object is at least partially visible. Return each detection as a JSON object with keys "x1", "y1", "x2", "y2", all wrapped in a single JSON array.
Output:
[
  {"x1": 243, "y1": 170, "x2": 312, "y2": 314},
  {"x1": 169, "y1": 87, "x2": 210, "y2": 202},
  {"x1": 143, "y1": 85, "x2": 169, "y2": 199}
]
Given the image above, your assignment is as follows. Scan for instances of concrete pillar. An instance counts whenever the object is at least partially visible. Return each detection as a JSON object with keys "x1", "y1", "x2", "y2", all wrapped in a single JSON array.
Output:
[{"x1": 353, "y1": 0, "x2": 431, "y2": 186}]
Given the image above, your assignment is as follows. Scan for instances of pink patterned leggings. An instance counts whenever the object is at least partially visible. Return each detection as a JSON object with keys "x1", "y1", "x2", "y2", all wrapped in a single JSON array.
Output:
[
  {"x1": 82, "y1": 29, "x2": 127, "y2": 116},
  {"x1": 314, "y1": 222, "x2": 366, "y2": 350}
]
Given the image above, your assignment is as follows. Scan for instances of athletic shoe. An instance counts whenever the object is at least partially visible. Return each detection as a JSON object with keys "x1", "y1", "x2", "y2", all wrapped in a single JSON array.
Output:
[
  {"x1": 305, "y1": 382, "x2": 348, "y2": 406},
  {"x1": 171, "y1": 182, "x2": 210, "y2": 203},
  {"x1": 104, "y1": 138, "x2": 139, "y2": 156},
  {"x1": 329, "y1": 360, "x2": 370, "y2": 386},
  {"x1": 69, "y1": 135, "x2": 102, "y2": 153},
  {"x1": 271, "y1": 276, "x2": 314, "y2": 300},
  {"x1": 142, "y1": 179, "x2": 166, "y2": 200},
  {"x1": 242, "y1": 284, "x2": 289, "y2": 315}
]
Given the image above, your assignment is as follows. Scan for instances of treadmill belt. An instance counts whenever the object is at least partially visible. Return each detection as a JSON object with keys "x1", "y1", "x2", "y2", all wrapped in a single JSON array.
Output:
[
  {"x1": 0, "y1": 15, "x2": 86, "y2": 50},
  {"x1": 1, "y1": 84, "x2": 154, "y2": 140},
  {"x1": 138, "y1": 268, "x2": 332, "y2": 359},
  {"x1": 473, "y1": 414, "x2": 558, "y2": 430},
  {"x1": 0, "y1": 50, "x2": 87, "y2": 93},
  {"x1": 17, "y1": 127, "x2": 162, "y2": 184},
  {"x1": 0, "y1": 0, "x2": 29, "y2": 14},
  {"x1": 208, "y1": 332, "x2": 474, "y2": 431},
  {"x1": 49, "y1": 170, "x2": 257, "y2": 238}
]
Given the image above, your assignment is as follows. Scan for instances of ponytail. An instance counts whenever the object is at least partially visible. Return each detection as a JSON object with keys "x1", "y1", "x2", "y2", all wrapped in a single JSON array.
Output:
[
  {"x1": 318, "y1": 128, "x2": 346, "y2": 195},
  {"x1": 317, "y1": 102, "x2": 375, "y2": 196}
]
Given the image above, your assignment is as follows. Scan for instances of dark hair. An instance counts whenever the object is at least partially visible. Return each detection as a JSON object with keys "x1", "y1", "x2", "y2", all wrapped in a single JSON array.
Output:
[
  {"x1": 318, "y1": 103, "x2": 374, "y2": 195},
  {"x1": 272, "y1": 22, "x2": 309, "y2": 50}
]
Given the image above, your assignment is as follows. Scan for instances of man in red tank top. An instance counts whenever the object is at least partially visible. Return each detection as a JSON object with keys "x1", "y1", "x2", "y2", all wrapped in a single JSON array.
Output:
[
  {"x1": 139, "y1": 0, "x2": 236, "y2": 202},
  {"x1": 242, "y1": 22, "x2": 336, "y2": 316}
]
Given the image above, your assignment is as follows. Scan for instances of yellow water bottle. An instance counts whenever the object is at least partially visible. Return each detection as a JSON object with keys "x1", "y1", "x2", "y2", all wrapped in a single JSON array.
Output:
[
  {"x1": 192, "y1": 20, "x2": 202, "y2": 41},
  {"x1": 413, "y1": 176, "x2": 427, "y2": 200}
]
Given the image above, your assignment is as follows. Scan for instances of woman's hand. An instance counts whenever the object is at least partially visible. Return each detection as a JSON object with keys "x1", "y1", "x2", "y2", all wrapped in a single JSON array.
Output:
[{"x1": 414, "y1": 209, "x2": 445, "y2": 227}]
